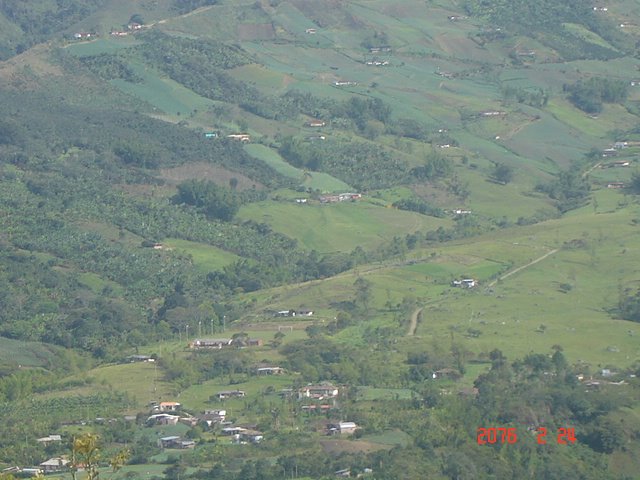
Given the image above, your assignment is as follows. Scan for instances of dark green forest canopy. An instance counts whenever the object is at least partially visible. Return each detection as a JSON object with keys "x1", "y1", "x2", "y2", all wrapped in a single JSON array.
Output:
[{"x1": 0, "y1": 89, "x2": 284, "y2": 187}]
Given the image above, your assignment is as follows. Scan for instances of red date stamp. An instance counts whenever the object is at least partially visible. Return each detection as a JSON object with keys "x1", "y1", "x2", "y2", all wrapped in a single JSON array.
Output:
[{"x1": 477, "y1": 427, "x2": 576, "y2": 445}]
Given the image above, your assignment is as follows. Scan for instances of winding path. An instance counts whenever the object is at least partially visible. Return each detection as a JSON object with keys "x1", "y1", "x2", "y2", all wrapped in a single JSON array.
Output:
[{"x1": 407, "y1": 306, "x2": 423, "y2": 336}]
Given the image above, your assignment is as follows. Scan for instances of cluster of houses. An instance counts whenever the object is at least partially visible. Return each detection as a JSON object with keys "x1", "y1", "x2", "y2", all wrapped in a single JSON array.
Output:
[
  {"x1": 299, "y1": 384, "x2": 340, "y2": 400},
  {"x1": 515, "y1": 50, "x2": 536, "y2": 58},
  {"x1": 601, "y1": 140, "x2": 638, "y2": 158},
  {"x1": 227, "y1": 133, "x2": 251, "y2": 143},
  {"x1": 319, "y1": 193, "x2": 362, "y2": 203},
  {"x1": 480, "y1": 110, "x2": 507, "y2": 118},
  {"x1": 159, "y1": 436, "x2": 195, "y2": 449},
  {"x1": 295, "y1": 193, "x2": 364, "y2": 205},
  {"x1": 4, "y1": 435, "x2": 69, "y2": 475},
  {"x1": 327, "y1": 421, "x2": 358, "y2": 435},
  {"x1": 436, "y1": 70, "x2": 456, "y2": 79},
  {"x1": 73, "y1": 32, "x2": 96, "y2": 40},
  {"x1": 215, "y1": 389, "x2": 246, "y2": 400},
  {"x1": 188, "y1": 337, "x2": 263, "y2": 349},
  {"x1": 451, "y1": 278, "x2": 476, "y2": 289},
  {"x1": 273, "y1": 309, "x2": 314, "y2": 317},
  {"x1": 222, "y1": 426, "x2": 264, "y2": 443},
  {"x1": 19, "y1": 381, "x2": 357, "y2": 474},
  {"x1": 451, "y1": 208, "x2": 472, "y2": 215},
  {"x1": 365, "y1": 60, "x2": 389, "y2": 67},
  {"x1": 599, "y1": 141, "x2": 635, "y2": 190},
  {"x1": 126, "y1": 354, "x2": 155, "y2": 363},
  {"x1": 111, "y1": 23, "x2": 144, "y2": 36},
  {"x1": 2, "y1": 436, "x2": 71, "y2": 474}
]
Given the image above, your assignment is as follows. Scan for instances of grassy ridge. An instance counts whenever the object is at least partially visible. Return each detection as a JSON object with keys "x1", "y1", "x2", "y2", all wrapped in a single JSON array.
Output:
[
  {"x1": 244, "y1": 144, "x2": 351, "y2": 191},
  {"x1": 163, "y1": 238, "x2": 241, "y2": 272},
  {"x1": 239, "y1": 193, "x2": 640, "y2": 368},
  {"x1": 238, "y1": 200, "x2": 450, "y2": 253},
  {"x1": 0, "y1": 337, "x2": 61, "y2": 369}
]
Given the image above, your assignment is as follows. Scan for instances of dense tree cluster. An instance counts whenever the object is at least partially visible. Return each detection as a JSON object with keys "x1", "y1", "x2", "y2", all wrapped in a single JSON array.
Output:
[
  {"x1": 0, "y1": 0, "x2": 103, "y2": 58},
  {"x1": 79, "y1": 54, "x2": 143, "y2": 83},
  {"x1": 536, "y1": 169, "x2": 591, "y2": 212},
  {"x1": 174, "y1": 180, "x2": 242, "y2": 221},
  {"x1": 501, "y1": 85, "x2": 549, "y2": 107},
  {"x1": 279, "y1": 136, "x2": 409, "y2": 189},
  {"x1": 410, "y1": 150, "x2": 454, "y2": 181},
  {"x1": 392, "y1": 197, "x2": 445, "y2": 217},
  {"x1": 565, "y1": 77, "x2": 629, "y2": 113}
]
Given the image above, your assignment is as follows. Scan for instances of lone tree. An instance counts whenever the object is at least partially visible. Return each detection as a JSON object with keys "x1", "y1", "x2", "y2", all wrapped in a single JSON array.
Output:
[
  {"x1": 628, "y1": 170, "x2": 640, "y2": 194},
  {"x1": 491, "y1": 162, "x2": 514, "y2": 184}
]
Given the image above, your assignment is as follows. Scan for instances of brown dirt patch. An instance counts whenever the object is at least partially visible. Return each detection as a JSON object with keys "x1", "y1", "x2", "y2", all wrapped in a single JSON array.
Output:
[
  {"x1": 320, "y1": 439, "x2": 392, "y2": 455},
  {"x1": 0, "y1": 43, "x2": 63, "y2": 89},
  {"x1": 160, "y1": 162, "x2": 264, "y2": 190},
  {"x1": 235, "y1": 321, "x2": 314, "y2": 331},
  {"x1": 115, "y1": 183, "x2": 175, "y2": 199},
  {"x1": 411, "y1": 183, "x2": 457, "y2": 207},
  {"x1": 237, "y1": 23, "x2": 275, "y2": 41}
]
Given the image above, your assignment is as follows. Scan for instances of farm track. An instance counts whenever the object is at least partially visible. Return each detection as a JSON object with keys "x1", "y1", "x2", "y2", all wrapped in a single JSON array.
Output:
[
  {"x1": 488, "y1": 248, "x2": 559, "y2": 287},
  {"x1": 404, "y1": 248, "x2": 559, "y2": 336},
  {"x1": 407, "y1": 306, "x2": 423, "y2": 336}
]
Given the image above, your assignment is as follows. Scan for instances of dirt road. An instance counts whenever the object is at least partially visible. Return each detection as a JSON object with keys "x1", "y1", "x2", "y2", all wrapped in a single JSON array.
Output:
[
  {"x1": 488, "y1": 248, "x2": 559, "y2": 287},
  {"x1": 407, "y1": 307, "x2": 423, "y2": 336}
]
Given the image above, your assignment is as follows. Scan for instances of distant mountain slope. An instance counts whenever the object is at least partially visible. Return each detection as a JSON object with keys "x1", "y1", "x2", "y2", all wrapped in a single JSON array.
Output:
[{"x1": 0, "y1": 0, "x2": 639, "y2": 359}]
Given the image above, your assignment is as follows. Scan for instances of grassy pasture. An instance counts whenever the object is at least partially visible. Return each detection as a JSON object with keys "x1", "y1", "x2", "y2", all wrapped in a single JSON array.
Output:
[
  {"x1": 68, "y1": 0, "x2": 176, "y2": 34},
  {"x1": 355, "y1": 386, "x2": 415, "y2": 401},
  {"x1": 360, "y1": 429, "x2": 413, "y2": 447},
  {"x1": 501, "y1": 110, "x2": 596, "y2": 169},
  {"x1": 178, "y1": 374, "x2": 297, "y2": 413},
  {"x1": 111, "y1": 62, "x2": 214, "y2": 116},
  {"x1": 163, "y1": 238, "x2": 240, "y2": 272},
  {"x1": 0, "y1": 337, "x2": 60, "y2": 368},
  {"x1": 77, "y1": 272, "x2": 125, "y2": 296},
  {"x1": 85, "y1": 362, "x2": 173, "y2": 409},
  {"x1": 456, "y1": 167, "x2": 555, "y2": 220},
  {"x1": 562, "y1": 23, "x2": 619, "y2": 50},
  {"x1": 238, "y1": 200, "x2": 450, "y2": 253},
  {"x1": 244, "y1": 144, "x2": 351, "y2": 191},
  {"x1": 411, "y1": 207, "x2": 640, "y2": 368},
  {"x1": 64, "y1": 38, "x2": 138, "y2": 57},
  {"x1": 158, "y1": 2, "x2": 272, "y2": 42},
  {"x1": 239, "y1": 197, "x2": 640, "y2": 368}
]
